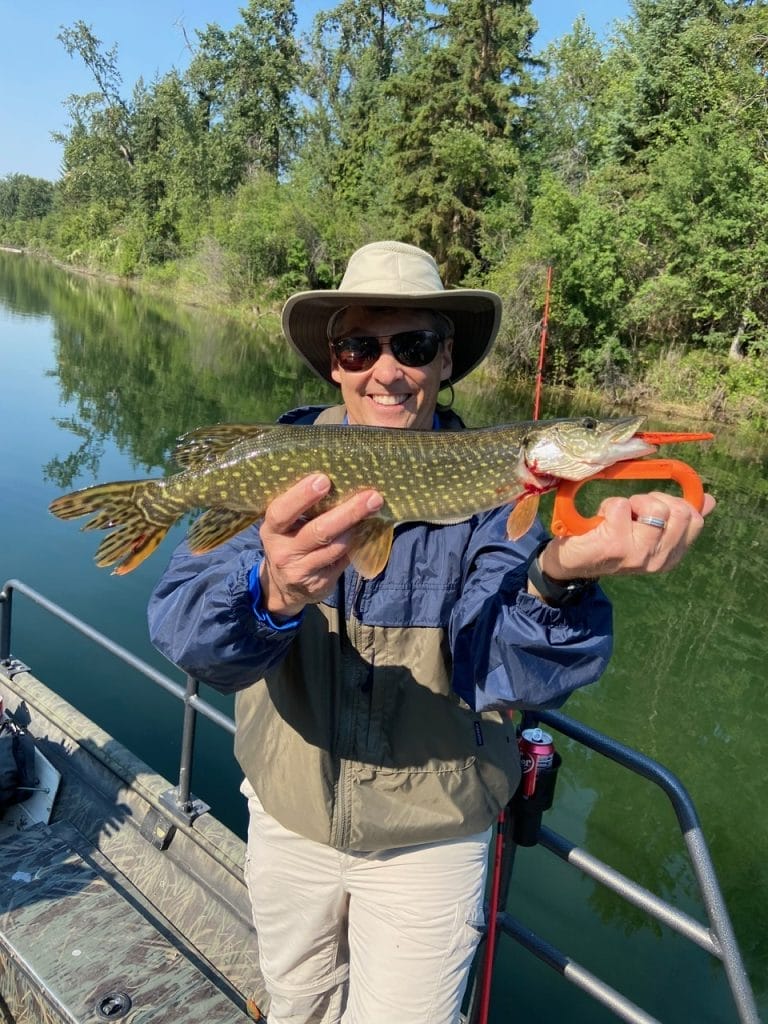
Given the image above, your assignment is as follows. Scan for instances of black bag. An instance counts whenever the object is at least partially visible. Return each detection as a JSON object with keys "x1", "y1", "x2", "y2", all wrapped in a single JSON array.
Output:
[{"x1": 0, "y1": 721, "x2": 37, "y2": 810}]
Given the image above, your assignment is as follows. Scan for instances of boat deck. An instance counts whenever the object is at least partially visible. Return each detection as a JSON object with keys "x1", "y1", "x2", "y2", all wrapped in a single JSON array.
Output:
[
  {"x1": 0, "y1": 662, "x2": 267, "y2": 1022},
  {"x1": 0, "y1": 578, "x2": 761, "y2": 1024}
]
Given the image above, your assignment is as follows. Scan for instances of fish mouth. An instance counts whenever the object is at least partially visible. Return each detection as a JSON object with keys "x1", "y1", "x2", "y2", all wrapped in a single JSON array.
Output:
[
  {"x1": 600, "y1": 416, "x2": 657, "y2": 462},
  {"x1": 525, "y1": 415, "x2": 657, "y2": 482}
]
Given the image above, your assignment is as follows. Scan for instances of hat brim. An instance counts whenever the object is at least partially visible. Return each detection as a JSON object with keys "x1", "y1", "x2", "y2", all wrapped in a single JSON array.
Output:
[{"x1": 281, "y1": 289, "x2": 502, "y2": 386}]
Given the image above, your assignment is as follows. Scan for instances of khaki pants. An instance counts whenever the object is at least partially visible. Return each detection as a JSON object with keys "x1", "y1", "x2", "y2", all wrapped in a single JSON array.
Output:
[{"x1": 241, "y1": 780, "x2": 491, "y2": 1024}]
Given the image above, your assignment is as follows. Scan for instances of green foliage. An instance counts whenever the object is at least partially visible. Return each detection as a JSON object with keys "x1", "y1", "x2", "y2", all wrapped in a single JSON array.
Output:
[
  {"x1": 4, "y1": 0, "x2": 768, "y2": 416},
  {"x1": 0, "y1": 174, "x2": 55, "y2": 221},
  {"x1": 383, "y1": 0, "x2": 536, "y2": 280}
]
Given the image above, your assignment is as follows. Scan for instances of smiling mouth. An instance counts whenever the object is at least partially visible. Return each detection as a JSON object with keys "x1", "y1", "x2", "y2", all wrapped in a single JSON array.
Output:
[{"x1": 368, "y1": 394, "x2": 409, "y2": 406}]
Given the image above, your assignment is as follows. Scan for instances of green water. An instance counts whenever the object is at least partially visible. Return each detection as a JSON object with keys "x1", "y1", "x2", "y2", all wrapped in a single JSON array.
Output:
[{"x1": 1, "y1": 252, "x2": 766, "y2": 1022}]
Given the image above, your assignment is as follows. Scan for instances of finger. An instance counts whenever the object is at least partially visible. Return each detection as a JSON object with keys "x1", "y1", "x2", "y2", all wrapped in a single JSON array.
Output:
[
  {"x1": 263, "y1": 474, "x2": 333, "y2": 535},
  {"x1": 295, "y1": 489, "x2": 384, "y2": 552},
  {"x1": 701, "y1": 493, "x2": 717, "y2": 517},
  {"x1": 628, "y1": 491, "x2": 675, "y2": 525},
  {"x1": 630, "y1": 492, "x2": 708, "y2": 572}
]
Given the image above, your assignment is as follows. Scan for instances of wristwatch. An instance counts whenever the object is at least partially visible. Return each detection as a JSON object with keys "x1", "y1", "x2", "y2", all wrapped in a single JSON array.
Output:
[{"x1": 526, "y1": 542, "x2": 598, "y2": 606}]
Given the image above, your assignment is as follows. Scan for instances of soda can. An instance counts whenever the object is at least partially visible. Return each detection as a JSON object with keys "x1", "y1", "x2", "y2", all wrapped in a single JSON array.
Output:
[{"x1": 519, "y1": 727, "x2": 555, "y2": 798}]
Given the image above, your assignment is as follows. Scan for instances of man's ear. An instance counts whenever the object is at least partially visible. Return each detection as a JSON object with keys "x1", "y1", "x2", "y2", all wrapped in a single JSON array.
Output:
[{"x1": 440, "y1": 337, "x2": 453, "y2": 381}]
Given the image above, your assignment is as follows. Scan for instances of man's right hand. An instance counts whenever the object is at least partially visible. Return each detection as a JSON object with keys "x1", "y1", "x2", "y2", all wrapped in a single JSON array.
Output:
[{"x1": 258, "y1": 474, "x2": 384, "y2": 618}]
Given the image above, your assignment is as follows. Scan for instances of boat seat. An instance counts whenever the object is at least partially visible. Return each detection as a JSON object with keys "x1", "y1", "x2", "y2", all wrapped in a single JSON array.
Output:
[{"x1": 0, "y1": 820, "x2": 255, "y2": 1022}]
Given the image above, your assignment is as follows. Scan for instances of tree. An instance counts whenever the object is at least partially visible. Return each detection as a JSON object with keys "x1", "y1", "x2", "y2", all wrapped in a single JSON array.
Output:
[
  {"x1": 58, "y1": 22, "x2": 135, "y2": 166},
  {"x1": 302, "y1": 1, "x2": 426, "y2": 207},
  {"x1": 385, "y1": 0, "x2": 536, "y2": 281},
  {"x1": 0, "y1": 174, "x2": 55, "y2": 221},
  {"x1": 188, "y1": 1, "x2": 302, "y2": 182},
  {"x1": 525, "y1": 18, "x2": 613, "y2": 186}
]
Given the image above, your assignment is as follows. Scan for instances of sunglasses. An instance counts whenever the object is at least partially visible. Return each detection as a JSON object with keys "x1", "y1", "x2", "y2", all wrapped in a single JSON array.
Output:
[{"x1": 330, "y1": 330, "x2": 444, "y2": 372}]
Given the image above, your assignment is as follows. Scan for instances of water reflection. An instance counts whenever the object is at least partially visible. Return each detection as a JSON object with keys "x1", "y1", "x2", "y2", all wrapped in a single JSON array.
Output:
[
  {"x1": 2, "y1": 251, "x2": 767, "y2": 1015},
  {"x1": 0, "y1": 252, "x2": 331, "y2": 487}
]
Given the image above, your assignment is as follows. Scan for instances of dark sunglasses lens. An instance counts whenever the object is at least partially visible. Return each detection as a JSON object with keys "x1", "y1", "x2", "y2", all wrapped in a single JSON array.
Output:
[
  {"x1": 332, "y1": 330, "x2": 442, "y2": 371},
  {"x1": 390, "y1": 330, "x2": 441, "y2": 367},
  {"x1": 333, "y1": 337, "x2": 379, "y2": 371}
]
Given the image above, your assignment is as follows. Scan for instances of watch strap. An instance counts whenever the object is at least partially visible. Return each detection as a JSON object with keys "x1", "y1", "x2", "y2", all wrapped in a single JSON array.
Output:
[{"x1": 526, "y1": 543, "x2": 598, "y2": 606}]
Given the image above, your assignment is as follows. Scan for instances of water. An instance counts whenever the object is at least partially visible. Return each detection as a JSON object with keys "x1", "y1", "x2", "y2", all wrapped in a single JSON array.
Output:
[{"x1": 1, "y1": 251, "x2": 766, "y2": 1021}]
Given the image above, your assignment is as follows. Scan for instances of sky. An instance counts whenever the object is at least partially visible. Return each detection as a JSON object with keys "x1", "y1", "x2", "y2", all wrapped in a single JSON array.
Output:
[{"x1": 1, "y1": 1, "x2": 630, "y2": 182}]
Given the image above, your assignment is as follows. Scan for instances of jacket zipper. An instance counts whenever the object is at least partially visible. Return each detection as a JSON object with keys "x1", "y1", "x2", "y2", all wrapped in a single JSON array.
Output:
[{"x1": 330, "y1": 570, "x2": 364, "y2": 848}]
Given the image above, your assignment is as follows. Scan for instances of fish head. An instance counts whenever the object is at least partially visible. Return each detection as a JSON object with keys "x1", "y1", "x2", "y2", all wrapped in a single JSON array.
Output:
[{"x1": 524, "y1": 416, "x2": 656, "y2": 482}]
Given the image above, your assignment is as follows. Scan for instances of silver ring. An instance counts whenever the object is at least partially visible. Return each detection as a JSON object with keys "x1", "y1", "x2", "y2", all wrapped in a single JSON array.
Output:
[{"x1": 636, "y1": 515, "x2": 666, "y2": 529}]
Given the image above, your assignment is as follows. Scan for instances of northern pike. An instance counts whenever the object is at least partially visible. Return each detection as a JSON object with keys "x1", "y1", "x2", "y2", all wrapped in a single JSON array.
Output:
[{"x1": 49, "y1": 416, "x2": 657, "y2": 577}]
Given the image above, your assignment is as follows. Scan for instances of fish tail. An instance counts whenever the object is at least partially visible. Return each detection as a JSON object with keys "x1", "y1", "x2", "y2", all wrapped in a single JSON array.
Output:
[{"x1": 49, "y1": 479, "x2": 181, "y2": 575}]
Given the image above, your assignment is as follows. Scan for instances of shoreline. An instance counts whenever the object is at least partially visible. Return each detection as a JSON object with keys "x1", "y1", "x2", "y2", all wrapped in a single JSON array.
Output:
[{"x1": 4, "y1": 245, "x2": 765, "y2": 432}]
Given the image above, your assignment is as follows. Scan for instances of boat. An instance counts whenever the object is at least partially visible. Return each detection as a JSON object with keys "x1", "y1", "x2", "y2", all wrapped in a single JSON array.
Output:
[{"x1": 0, "y1": 577, "x2": 760, "y2": 1024}]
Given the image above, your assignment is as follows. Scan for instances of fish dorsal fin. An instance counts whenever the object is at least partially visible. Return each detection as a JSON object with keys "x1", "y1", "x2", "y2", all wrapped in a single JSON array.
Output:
[
  {"x1": 187, "y1": 508, "x2": 262, "y2": 553},
  {"x1": 348, "y1": 518, "x2": 395, "y2": 580},
  {"x1": 506, "y1": 494, "x2": 540, "y2": 541},
  {"x1": 173, "y1": 423, "x2": 278, "y2": 470}
]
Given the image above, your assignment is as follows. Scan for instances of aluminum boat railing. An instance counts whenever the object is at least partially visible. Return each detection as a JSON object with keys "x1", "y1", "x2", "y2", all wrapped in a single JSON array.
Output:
[{"x1": 0, "y1": 578, "x2": 760, "y2": 1024}]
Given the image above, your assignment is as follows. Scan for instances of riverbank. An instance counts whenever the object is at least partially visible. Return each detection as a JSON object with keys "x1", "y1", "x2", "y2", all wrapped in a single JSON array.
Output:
[{"x1": 9, "y1": 242, "x2": 768, "y2": 434}]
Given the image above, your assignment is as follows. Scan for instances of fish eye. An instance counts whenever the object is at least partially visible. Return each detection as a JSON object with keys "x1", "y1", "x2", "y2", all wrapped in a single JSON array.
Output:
[{"x1": 581, "y1": 417, "x2": 598, "y2": 430}]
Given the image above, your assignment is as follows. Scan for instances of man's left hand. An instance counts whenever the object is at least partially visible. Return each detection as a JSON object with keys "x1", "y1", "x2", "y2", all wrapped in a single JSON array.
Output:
[{"x1": 537, "y1": 490, "x2": 717, "y2": 582}]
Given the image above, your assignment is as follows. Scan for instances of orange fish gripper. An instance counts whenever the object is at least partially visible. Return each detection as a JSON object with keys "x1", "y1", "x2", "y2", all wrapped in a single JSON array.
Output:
[{"x1": 551, "y1": 457, "x2": 706, "y2": 537}]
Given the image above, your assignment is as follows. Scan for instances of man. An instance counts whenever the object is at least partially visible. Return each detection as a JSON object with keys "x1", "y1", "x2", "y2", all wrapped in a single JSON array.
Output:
[{"x1": 148, "y1": 240, "x2": 714, "y2": 1023}]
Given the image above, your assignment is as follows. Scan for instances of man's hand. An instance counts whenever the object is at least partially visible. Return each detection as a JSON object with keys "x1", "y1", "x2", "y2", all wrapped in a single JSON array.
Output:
[
  {"x1": 259, "y1": 474, "x2": 384, "y2": 618},
  {"x1": 537, "y1": 490, "x2": 717, "y2": 584}
]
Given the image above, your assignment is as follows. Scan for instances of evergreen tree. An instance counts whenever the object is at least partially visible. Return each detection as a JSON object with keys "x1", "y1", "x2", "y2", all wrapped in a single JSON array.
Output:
[
  {"x1": 302, "y1": 1, "x2": 426, "y2": 208},
  {"x1": 385, "y1": 0, "x2": 536, "y2": 281}
]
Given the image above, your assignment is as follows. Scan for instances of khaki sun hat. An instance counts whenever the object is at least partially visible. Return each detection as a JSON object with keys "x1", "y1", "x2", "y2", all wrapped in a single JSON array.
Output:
[{"x1": 281, "y1": 240, "x2": 503, "y2": 385}]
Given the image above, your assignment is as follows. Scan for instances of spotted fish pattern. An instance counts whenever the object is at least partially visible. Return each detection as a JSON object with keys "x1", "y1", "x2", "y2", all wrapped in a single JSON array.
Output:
[{"x1": 48, "y1": 417, "x2": 653, "y2": 576}]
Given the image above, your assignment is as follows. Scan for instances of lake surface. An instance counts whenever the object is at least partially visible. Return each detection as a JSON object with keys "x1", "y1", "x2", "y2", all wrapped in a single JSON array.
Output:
[{"x1": 1, "y1": 251, "x2": 766, "y2": 1022}]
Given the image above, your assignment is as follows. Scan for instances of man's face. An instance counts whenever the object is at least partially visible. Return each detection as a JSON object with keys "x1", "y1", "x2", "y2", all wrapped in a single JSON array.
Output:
[{"x1": 329, "y1": 307, "x2": 453, "y2": 430}]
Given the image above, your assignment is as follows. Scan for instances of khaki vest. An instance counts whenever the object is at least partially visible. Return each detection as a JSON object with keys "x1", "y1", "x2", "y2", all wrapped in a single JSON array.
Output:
[{"x1": 234, "y1": 405, "x2": 521, "y2": 850}]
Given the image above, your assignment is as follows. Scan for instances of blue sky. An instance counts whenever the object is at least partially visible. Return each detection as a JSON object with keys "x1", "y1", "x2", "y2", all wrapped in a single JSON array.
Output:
[{"x1": 1, "y1": 1, "x2": 630, "y2": 182}]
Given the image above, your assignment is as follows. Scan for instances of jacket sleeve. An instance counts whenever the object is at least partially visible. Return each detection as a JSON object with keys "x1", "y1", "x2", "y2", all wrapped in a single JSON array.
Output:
[
  {"x1": 147, "y1": 527, "x2": 299, "y2": 693},
  {"x1": 448, "y1": 507, "x2": 613, "y2": 712}
]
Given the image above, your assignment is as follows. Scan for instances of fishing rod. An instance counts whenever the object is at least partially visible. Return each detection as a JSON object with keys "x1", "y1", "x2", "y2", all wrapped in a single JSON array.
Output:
[{"x1": 474, "y1": 264, "x2": 556, "y2": 1024}]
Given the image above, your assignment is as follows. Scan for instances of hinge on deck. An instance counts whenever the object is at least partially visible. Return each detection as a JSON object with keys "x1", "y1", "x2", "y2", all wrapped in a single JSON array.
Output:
[
  {"x1": 0, "y1": 657, "x2": 31, "y2": 679},
  {"x1": 139, "y1": 806, "x2": 177, "y2": 851}
]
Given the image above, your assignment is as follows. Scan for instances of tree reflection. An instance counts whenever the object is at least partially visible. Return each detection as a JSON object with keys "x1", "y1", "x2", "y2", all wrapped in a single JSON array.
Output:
[{"x1": 0, "y1": 253, "x2": 330, "y2": 488}]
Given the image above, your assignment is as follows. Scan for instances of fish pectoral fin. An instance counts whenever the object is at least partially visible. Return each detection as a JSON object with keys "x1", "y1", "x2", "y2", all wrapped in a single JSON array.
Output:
[
  {"x1": 506, "y1": 494, "x2": 540, "y2": 541},
  {"x1": 173, "y1": 424, "x2": 277, "y2": 469},
  {"x1": 348, "y1": 518, "x2": 394, "y2": 580},
  {"x1": 187, "y1": 508, "x2": 262, "y2": 553}
]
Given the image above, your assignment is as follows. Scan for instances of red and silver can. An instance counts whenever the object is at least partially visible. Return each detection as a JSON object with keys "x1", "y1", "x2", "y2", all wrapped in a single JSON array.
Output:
[{"x1": 518, "y1": 727, "x2": 555, "y2": 798}]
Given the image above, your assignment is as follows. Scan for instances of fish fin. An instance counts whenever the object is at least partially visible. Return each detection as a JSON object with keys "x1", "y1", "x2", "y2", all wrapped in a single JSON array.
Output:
[
  {"x1": 187, "y1": 508, "x2": 262, "y2": 553},
  {"x1": 506, "y1": 495, "x2": 540, "y2": 541},
  {"x1": 173, "y1": 423, "x2": 278, "y2": 470},
  {"x1": 49, "y1": 479, "x2": 175, "y2": 574},
  {"x1": 348, "y1": 518, "x2": 395, "y2": 580}
]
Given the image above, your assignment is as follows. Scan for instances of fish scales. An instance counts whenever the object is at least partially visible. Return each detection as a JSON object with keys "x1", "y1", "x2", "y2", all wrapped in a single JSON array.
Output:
[
  {"x1": 49, "y1": 416, "x2": 654, "y2": 576},
  {"x1": 163, "y1": 425, "x2": 527, "y2": 524}
]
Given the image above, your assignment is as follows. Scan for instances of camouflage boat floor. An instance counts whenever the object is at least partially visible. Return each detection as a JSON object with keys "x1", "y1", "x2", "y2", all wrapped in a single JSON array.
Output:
[
  {"x1": 0, "y1": 822, "x2": 252, "y2": 1022},
  {"x1": 0, "y1": 664, "x2": 268, "y2": 1023}
]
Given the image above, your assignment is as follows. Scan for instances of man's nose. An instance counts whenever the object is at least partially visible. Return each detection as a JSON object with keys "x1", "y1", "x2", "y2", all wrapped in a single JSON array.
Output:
[{"x1": 371, "y1": 341, "x2": 403, "y2": 379}]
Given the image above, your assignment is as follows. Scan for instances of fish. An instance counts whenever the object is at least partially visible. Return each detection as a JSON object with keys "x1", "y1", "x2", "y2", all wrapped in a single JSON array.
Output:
[{"x1": 48, "y1": 416, "x2": 656, "y2": 578}]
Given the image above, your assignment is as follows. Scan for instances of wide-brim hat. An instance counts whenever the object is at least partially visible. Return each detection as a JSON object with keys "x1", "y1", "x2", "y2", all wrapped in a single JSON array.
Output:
[{"x1": 281, "y1": 240, "x2": 503, "y2": 385}]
